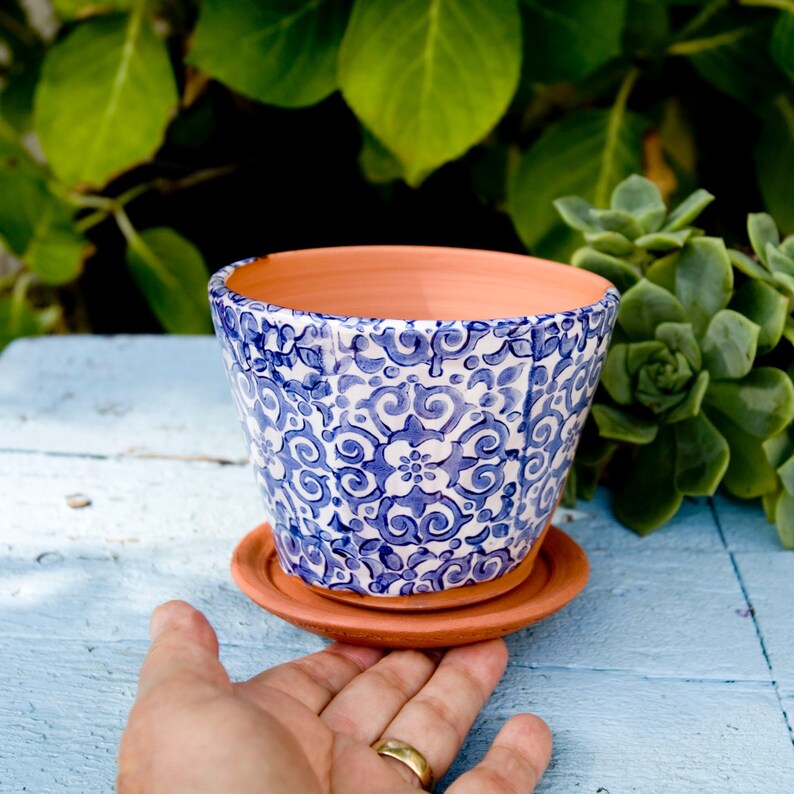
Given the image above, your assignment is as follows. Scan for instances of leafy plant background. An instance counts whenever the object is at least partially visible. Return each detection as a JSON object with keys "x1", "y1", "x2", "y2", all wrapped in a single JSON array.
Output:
[{"x1": 1, "y1": 0, "x2": 794, "y2": 538}]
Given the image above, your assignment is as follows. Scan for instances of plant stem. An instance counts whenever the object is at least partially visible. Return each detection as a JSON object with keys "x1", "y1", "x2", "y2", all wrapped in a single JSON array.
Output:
[
  {"x1": 739, "y1": 0, "x2": 794, "y2": 12},
  {"x1": 674, "y1": 0, "x2": 731, "y2": 42},
  {"x1": 9, "y1": 271, "x2": 32, "y2": 330},
  {"x1": 113, "y1": 205, "x2": 180, "y2": 290},
  {"x1": 595, "y1": 66, "x2": 639, "y2": 208},
  {"x1": 668, "y1": 26, "x2": 756, "y2": 55}
]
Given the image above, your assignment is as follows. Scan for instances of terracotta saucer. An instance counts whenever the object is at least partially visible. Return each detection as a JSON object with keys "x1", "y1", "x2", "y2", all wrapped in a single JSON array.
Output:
[{"x1": 231, "y1": 524, "x2": 589, "y2": 648}]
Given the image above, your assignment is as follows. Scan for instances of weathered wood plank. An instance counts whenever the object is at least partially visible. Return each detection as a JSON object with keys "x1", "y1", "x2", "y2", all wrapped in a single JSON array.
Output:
[{"x1": 0, "y1": 336, "x2": 243, "y2": 459}]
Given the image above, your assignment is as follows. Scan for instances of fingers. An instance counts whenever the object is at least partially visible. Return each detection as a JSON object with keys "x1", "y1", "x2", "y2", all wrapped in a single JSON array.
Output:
[
  {"x1": 137, "y1": 600, "x2": 230, "y2": 700},
  {"x1": 446, "y1": 713, "x2": 552, "y2": 793},
  {"x1": 237, "y1": 642, "x2": 386, "y2": 714},
  {"x1": 379, "y1": 639, "x2": 509, "y2": 785},
  {"x1": 320, "y1": 649, "x2": 441, "y2": 742}
]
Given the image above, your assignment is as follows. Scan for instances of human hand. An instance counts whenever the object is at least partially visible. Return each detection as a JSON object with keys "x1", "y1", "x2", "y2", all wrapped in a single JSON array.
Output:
[{"x1": 118, "y1": 600, "x2": 551, "y2": 793}]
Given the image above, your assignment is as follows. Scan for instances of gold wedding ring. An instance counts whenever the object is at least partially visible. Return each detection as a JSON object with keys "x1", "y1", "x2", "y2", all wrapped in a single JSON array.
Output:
[{"x1": 372, "y1": 738, "x2": 434, "y2": 790}]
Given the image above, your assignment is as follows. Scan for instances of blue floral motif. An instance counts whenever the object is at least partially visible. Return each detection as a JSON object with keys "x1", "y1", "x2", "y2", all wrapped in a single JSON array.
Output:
[{"x1": 210, "y1": 257, "x2": 619, "y2": 596}]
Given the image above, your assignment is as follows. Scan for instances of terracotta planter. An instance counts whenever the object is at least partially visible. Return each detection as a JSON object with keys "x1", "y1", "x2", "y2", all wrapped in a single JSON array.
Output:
[{"x1": 210, "y1": 246, "x2": 617, "y2": 611}]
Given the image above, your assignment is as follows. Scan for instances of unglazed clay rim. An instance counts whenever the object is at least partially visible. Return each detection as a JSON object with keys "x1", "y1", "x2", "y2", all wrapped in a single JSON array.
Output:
[
  {"x1": 230, "y1": 523, "x2": 590, "y2": 648},
  {"x1": 208, "y1": 245, "x2": 618, "y2": 326}
]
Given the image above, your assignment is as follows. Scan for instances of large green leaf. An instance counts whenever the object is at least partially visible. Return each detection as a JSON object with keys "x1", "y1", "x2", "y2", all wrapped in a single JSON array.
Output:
[
  {"x1": 339, "y1": 0, "x2": 521, "y2": 186},
  {"x1": 53, "y1": 0, "x2": 132, "y2": 17},
  {"x1": 705, "y1": 368, "x2": 794, "y2": 439},
  {"x1": 125, "y1": 227, "x2": 212, "y2": 334},
  {"x1": 509, "y1": 109, "x2": 647, "y2": 260},
  {"x1": 34, "y1": 8, "x2": 178, "y2": 187},
  {"x1": 730, "y1": 279, "x2": 788, "y2": 355},
  {"x1": 619, "y1": 278, "x2": 685, "y2": 341},
  {"x1": 772, "y1": 11, "x2": 794, "y2": 83},
  {"x1": 755, "y1": 97, "x2": 794, "y2": 232},
  {"x1": 189, "y1": 0, "x2": 351, "y2": 109},
  {"x1": 520, "y1": 0, "x2": 627, "y2": 84},
  {"x1": 674, "y1": 237, "x2": 732, "y2": 338},
  {"x1": 359, "y1": 128, "x2": 403, "y2": 184},
  {"x1": 700, "y1": 309, "x2": 759, "y2": 381},
  {"x1": 612, "y1": 426, "x2": 683, "y2": 535},
  {"x1": 0, "y1": 134, "x2": 87, "y2": 285},
  {"x1": 709, "y1": 410, "x2": 778, "y2": 499},
  {"x1": 674, "y1": 412, "x2": 729, "y2": 496}
]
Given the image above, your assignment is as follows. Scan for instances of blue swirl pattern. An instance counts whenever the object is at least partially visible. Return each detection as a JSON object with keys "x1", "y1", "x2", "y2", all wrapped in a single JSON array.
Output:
[{"x1": 210, "y1": 259, "x2": 619, "y2": 596}]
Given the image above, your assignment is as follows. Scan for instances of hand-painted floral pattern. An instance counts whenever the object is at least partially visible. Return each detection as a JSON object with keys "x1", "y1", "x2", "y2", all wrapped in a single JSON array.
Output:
[{"x1": 210, "y1": 259, "x2": 619, "y2": 596}]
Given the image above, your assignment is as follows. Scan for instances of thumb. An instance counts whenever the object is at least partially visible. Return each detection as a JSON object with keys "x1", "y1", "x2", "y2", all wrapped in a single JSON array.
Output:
[{"x1": 136, "y1": 600, "x2": 231, "y2": 700}]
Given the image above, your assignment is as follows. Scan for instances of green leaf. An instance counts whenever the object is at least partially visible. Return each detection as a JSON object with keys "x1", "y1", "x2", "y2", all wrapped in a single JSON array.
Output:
[
  {"x1": 700, "y1": 309, "x2": 758, "y2": 381},
  {"x1": 34, "y1": 9, "x2": 178, "y2": 187},
  {"x1": 730, "y1": 280, "x2": 788, "y2": 355},
  {"x1": 509, "y1": 109, "x2": 646, "y2": 261},
  {"x1": 763, "y1": 431, "x2": 793, "y2": 470},
  {"x1": 662, "y1": 188, "x2": 714, "y2": 232},
  {"x1": 674, "y1": 412, "x2": 729, "y2": 496},
  {"x1": 667, "y1": 369, "x2": 710, "y2": 423},
  {"x1": 774, "y1": 491, "x2": 794, "y2": 549},
  {"x1": 610, "y1": 174, "x2": 666, "y2": 233},
  {"x1": 755, "y1": 97, "x2": 794, "y2": 232},
  {"x1": 709, "y1": 410, "x2": 778, "y2": 499},
  {"x1": 553, "y1": 196, "x2": 599, "y2": 232},
  {"x1": 0, "y1": 56, "x2": 42, "y2": 134},
  {"x1": 767, "y1": 244, "x2": 794, "y2": 277},
  {"x1": 674, "y1": 237, "x2": 733, "y2": 337},
  {"x1": 590, "y1": 208, "x2": 644, "y2": 240},
  {"x1": 626, "y1": 340, "x2": 666, "y2": 373},
  {"x1": 591, "y1": 403, "x2": 658, "y2": 444},
  {"x1": 339, "y1": 0, "x2": 521, "y2": 186},
  {"x1": 53, "y1": 0, "x2": 132, "y2": 18},
  {"x1": 622, "y1": 0, "x2": 670, "y2": 55},
  {"x1": 600, "y1": 344, "x2": 633, "y2": 404},
  {"x1": 613, "y1": 426, "x2": 683, "y2": 535},
  {"x1": 0, "y1": 293, "x2": 44, "y2": 351},
  {"x1": 781, "y1": 236, "x2": 794, "y2": 259},
  {"x1": 645, "y1": 251, "x2": 678, "y2": 292},
  {"x1": 655, "y1": 321, "x2": 701, "y2": 370},
  {"x1": 125, "y1": 227, "x2": 212, "y2": 334},
  {"x1": 705, "y1": 368, "x2": 794, "y2": 439},
  {"x1": 584, "y1": 231, "x2": 635, "y2": 256},
  {"x1": 619, "y1": 278, "x2": 685, "y2": 341},
  {"x1": 189, "y1": 0, "x2": 351, "y2": 109},
  {"x1": 0, "y1": 135, "x2": 87, "y2": 284},
  {"x1": 728, "y1": 248, "x2": 770, "y2": 281},
  {"x1": 359, "y1": 128, "x2": 403, "y2": 184},
  {"x1": 570, "y1": 247, "x2": 640, "y2": 293},
  {"x1": 748, "y1": 213, "x2": 779, "y2": 266},
  {"x1": 772, "y1": 10, "x2": 794, "y2": 83},
  {"x1": 776, "y1": 454, "x2": 794, "y2": 495},
  {"x1": 520, "y1": 0, "x2": 627, "y2": 83},
  {"x1": 634, "y1": 229, "x2": 691, "y2": 251},
  {"x1": 773, "y1": 271, "x2": 794, "y2": 297}
]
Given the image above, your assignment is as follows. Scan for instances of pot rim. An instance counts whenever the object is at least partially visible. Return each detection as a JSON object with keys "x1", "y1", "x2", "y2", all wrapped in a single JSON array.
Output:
[{"x1": 208, "y1": 244, "x2": 619, "y2": 327}]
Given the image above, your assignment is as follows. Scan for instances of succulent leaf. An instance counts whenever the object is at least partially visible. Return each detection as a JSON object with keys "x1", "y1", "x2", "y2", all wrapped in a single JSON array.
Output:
[
  {"x1": 601, "y1": 344, "x2": 633, "y2": 405},
  {"x1": 619, "y1": 279, "x2": 686, "y2": 340},
  {"x1": 748, "y1": 212, "x2": 780, "y2": 265},
  {"x1": 728, "y1": 248, "x2": 771, "y2": 280},
  {"x1": 634, "y1": 229, "x2": 691, "y2": 251},
  {"x1": 674, "y1": 413, "x2": 729, "y2": 497},
  {"x1": 645, "y1": 252, "x2": 678, "y2": 292},
  {"x1": 591, "y1": 404, "x2": 658, "y2": 445},
  {"x1": 709, "y1": 411, "x2": 779, "y2": 499},
  {"x1": 662, "y1": 188, "x2": 714, "y2": 232},
  {"x1": 774, "y1": 492, "x2": 794, "y2": 549},
  {"x1": 776, "y1": 454, "x2": 794, "y2": 496},
  {"x1": 767, "y1": 244, "x2": 794, "y2": 277},
  {"x1": 700, "y1": 310, "x2": 759, "y2": 381},
  {"x1": 591, "y1": 208, "x2": 645, "y2": 240},
  {"x1": 571, "y1": 247, "x2": 641, "y2": 293},
  {"x1": 584, "y1": 231, "x2": 635, "y2": 256},
  {"x1": 675, "y1": 238, "x2": 733, "y2": 338},
  {"x1": 705, "y1": 368, "x2": 794, "y2": 439},
  {"x1": 612, "y1": 427, "x2": 683, "y2": 535},
  {"x1": 655, "y1": 322, "x2": 701, "y2": 370},
  {"x1": 731, "y1": 280, "x2": 788, "y2": 355},
  {"x1": 610, "y1": 174, "x2": 666, "y2": 234},
  {"x1": 667, "y1": 370, "x2": 710, "y2": 423},
  {"x1": 553, "y1": 196, "x2": 599, "y2": 232}
]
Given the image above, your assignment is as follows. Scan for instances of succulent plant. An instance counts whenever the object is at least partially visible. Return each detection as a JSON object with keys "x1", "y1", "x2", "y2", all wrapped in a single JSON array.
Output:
[{"x1": 555, "y1": 175, "x2": 794, "y2": 538}]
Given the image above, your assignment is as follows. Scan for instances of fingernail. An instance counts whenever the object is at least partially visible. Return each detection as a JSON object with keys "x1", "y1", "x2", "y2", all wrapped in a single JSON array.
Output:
[{"x1": 150, "y1": 600, "x2": 190, "y2": 640}]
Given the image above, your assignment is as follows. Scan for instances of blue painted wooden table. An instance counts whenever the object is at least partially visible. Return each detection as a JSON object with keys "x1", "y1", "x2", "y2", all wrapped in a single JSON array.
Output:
[{"x1": 1, "y1": 336, "x2": 793, "y2": 792}]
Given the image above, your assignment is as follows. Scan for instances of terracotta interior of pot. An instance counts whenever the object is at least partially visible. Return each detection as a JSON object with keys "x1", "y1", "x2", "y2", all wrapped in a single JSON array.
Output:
[{"x1": 226, "y1": 246, "x2": 612, "y2": 321}]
